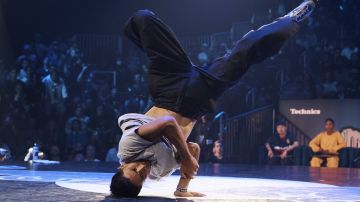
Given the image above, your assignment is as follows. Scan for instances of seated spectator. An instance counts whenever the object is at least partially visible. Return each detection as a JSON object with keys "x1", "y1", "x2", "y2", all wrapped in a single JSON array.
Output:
[
  {"x1": 265, "y1": 122, "x2": 299, "y2": 166},
  {"x1": 84, "y1": 145, "x2": 100, "y2": 162},
  {"x1": 65, "y1": 106, "x2": 90, "y2": 134},
  {"x1": 87, "y1": 130, "x2": 106, "y2": 160},
  {"x1": 68, "y1": 143, "x2": 85, "y2": 161},
  {"x1": 73, "y1": 152, "x2": 85, "y2": 162},
  {"x1": 210, "y1": 140, "x2": 223, "y2": 163},
  {"x1": 0, "y1": 143, "x2": 11, "y2": 161},
  {"x1": 88, "y1": 105, "x2": 113, "y2": 136},
  {"x1": 105, "y1": 134, "x2": 121, "y2": 162},
  {"x1": 48, "y1": 145, "x2": 61, "y2": 161},
  {"x1": 309, "y1": 118, "x2": 346, "y2": 168},
  {"x1": 65, "y1": 119, "x2": 87, "y2": 150}
]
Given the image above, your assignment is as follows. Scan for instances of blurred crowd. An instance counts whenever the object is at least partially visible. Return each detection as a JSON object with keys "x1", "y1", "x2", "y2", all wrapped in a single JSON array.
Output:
[
  {"x1": 276, "y1": 0, "x2": 360, "y2": 100},
  {"x1": 0, "y1": 0, "x2": 359, "y2": 162},
  {"x1": 0, "y1": 35, "x2": 150, "y2": 162}
]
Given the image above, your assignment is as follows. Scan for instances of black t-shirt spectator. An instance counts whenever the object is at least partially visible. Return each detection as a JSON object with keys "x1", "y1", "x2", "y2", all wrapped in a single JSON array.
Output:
[{"x1": 266, "y1": 133, "x2": 296, "y2": 155}]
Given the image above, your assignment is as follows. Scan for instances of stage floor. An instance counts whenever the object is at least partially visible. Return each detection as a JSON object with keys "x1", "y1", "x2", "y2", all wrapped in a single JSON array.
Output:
[{"x1": 0, "y1": 161, "x2": 359, "y2": 202}]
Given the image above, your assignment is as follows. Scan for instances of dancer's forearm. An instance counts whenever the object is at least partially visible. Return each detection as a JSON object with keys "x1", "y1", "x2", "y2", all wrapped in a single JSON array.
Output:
[
  {"x1": 137, "y1": 116, "x2": 193, "y2": 161},
  {"x1": 175, "y1": 143, "x2": 201, "y2": 194},
  {"x1": 162, "y1": 122, "x2": 193, "y2": 162}
]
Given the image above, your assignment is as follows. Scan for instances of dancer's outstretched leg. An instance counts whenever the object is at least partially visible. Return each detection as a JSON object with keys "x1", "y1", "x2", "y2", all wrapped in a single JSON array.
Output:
[
  {"x1": 124, "y1": 10, "x2": 193, "y2": 112},
  {"x1": 205, "y1": 0, "x2": 319, "y2": 99}
]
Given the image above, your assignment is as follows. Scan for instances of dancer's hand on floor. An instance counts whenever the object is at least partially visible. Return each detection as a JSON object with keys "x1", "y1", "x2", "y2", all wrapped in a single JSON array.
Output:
[{"x1": 174, "y1": 190, "x2": 206, "y2": 197}]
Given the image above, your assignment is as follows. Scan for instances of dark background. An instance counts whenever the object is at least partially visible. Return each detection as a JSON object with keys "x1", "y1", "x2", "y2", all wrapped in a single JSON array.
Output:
[{"x1": 3, "y1": 0, "x2": 296, "y2": 55}]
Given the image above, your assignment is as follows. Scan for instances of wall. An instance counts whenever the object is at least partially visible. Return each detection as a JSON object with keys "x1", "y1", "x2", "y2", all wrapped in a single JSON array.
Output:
[
  {"x1": 279, "y1": 99, "x2": 360, "y2": 138},
  {"x1": 0, "y1": 0, "x2": 13, "y2": 64}
]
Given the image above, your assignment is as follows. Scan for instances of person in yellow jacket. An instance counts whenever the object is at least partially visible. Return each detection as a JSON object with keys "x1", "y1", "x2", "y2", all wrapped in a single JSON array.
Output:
[{"x1": 309, "y1": 118, "x2": 346, "y2": 168}]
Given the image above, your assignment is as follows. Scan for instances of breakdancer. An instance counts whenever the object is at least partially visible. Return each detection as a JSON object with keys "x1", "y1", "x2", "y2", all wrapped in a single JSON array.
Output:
[{"x1": 111, "y1": 0, "x2": 319, "y2": 197}]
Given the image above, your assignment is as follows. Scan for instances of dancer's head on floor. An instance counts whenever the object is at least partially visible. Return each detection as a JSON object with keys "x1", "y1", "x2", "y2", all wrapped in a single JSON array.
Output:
[{"x1": 110, "y1": 161, "x2": 151, "y2": 197}]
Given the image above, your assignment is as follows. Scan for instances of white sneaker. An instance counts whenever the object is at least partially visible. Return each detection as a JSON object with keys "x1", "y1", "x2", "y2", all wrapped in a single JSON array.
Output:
[{"x1": 286, "y1": 0, "x2": 318, "y2": 23}]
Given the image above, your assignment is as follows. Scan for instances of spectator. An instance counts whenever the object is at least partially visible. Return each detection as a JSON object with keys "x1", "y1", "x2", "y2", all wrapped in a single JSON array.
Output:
[
  {"x1": 65, "y1": 106, "x2": 90, "y2": 133},
  {"x1": 265, "y1": 122, "x2": 299, "y2": 166},
  {"x1": 69, "y1": 143, "x2": 85, "y2": 161},
  {"x1": 107, "y1": 88, "x2": 123, "y2": 117},
  {"x1": 129, "y1": 73, "x2": 146, "y2": 96},
  {"x1": 65, "y1": 119, "x2": 87, "y2": 150},
  {"x1": 88, "y1": 105, "x2": 114, "y2": 137},
  {"x1": 77, "y1": 68, "x2": 98, "y2": 101},
  {"x1": 115, "y1": 58, "x2": 131, "y2": 91},
  {"x1": 46, "y1": 41, "x2": 65, "y2": 69},
  {"x1": 341, "y1": 43, "x2": 358, "y2": 60},
  {"x1": 17, "y1": 58, "x2": 32, "y2": 83},
  {"x1": 12, "y1": 82, "x2": 28, "y2": 115},
  {"x1": 210, "y1": 140, "x2": 223, "y2": 163},
  {"x1": 0, "y1": 143, "x2": 12, "y2": 160},
  {"x1": 16, "y1": 44, "x2": 37, "y2": 65},
  {"x1": 189, "y1": 115, "x2": 219, "y2": 162},
  {"x1": 73, "y1": 152, "x2": 85, "y2": 162},
  {"x1": 84, "y1": 145, "x2": 100, "y2": 162},
  {"x1": 42, "y1": 67, "x2": 68, "y2": 118},
  {"x1": 87, "y1": 130, "x2": 106, "y2": 160},
  {"x1": 49, "y1": 145, "x2": 61, "y2": 161},
  {"x1": 33, "y1": 33, "x2": 48, "y2": 59},
  {"x1": 309, "y1": 118, "x2": 346, "y2": 168},
  {"x1": 197, "y1": 43, "x2": 210, "y2": 66},
  {"x1": 105, "y1": 134, "x2": 121, "y2": 162},
  {"x1": 37, "y1": 57, "x2": 51, "y2": 79}
]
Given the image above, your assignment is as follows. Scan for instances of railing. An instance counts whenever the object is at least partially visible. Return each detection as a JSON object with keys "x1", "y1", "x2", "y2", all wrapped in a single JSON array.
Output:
[
  {"x1": 222, "y1": 105, "x2": 312, "y2": 164},
  {"x1": 76, "y1": 34, "x2": 121, "y2": 68},
  {"x1": 223, "y1": 105, "x2": 275, "y2": 164},
  {"x1": 277, "y1": 112, "x2": 311, "y2": 146}
]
